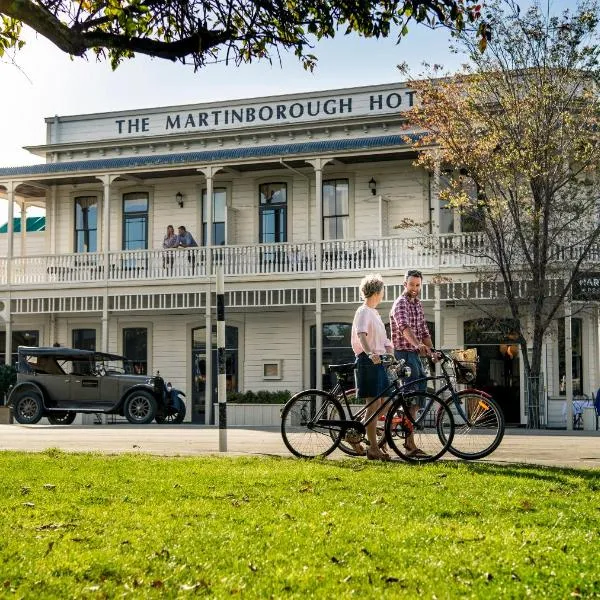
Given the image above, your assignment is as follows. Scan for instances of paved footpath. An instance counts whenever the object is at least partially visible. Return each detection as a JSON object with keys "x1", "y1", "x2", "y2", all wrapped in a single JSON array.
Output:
[{"x1": 0, "y1": 424, "x2": 599, "y2": 470}]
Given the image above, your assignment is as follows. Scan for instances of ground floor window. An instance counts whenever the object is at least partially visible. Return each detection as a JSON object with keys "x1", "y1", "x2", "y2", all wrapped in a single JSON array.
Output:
[
  {"x1": 191, "y1": 325, "x2": 238, "y2": 423},
  {"x1": 123, "y1": 328, "x2": 148, "y2": 375},
  {"x1": 310, "y1": 323, "x2": 353, "y2": 390},
  {"x1": 558, "y1": 318, "x2": 583, "y2": 396},
  {"x1": 0, "y1": 330, "x2": 39, "y2": 366},
  {"x1": 72, "y1": 328, "x2": 96, "y2": 351}
]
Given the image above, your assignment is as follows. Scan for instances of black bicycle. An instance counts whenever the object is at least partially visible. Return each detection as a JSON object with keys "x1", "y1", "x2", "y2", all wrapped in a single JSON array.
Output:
[
  {"x1": 280, "y1": 356, "x2": 456, "y2": 463},
  {"x1": 416, "y1": 349, "x2": 505, "y2": 460}
]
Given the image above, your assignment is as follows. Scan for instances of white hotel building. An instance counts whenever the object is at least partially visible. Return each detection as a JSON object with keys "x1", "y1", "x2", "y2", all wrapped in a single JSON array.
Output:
[{"x1": 0, "y1": 81, "x2": 597, "y2": 427}]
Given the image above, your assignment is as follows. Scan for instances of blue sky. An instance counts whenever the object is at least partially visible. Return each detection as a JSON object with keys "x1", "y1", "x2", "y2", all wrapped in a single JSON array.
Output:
[{"x1": 0, "y1": 23, "x2": 466, "y2": 169}]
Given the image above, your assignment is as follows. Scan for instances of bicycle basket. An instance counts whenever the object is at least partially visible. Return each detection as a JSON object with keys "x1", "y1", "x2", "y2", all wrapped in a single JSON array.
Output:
[{"x1": 450, "y1": 348, "x2": 478, "y2": 384}]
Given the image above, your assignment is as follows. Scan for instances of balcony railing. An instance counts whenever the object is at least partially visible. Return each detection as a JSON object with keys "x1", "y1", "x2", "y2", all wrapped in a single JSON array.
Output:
[{"x1": 2, "y1": 233, "x2": 596, "y2": 287}]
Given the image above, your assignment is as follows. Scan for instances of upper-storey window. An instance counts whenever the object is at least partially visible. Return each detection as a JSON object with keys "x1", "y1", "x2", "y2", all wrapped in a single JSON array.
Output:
[
  {"x1": 74, "y1": 196, "x2": 97, "y2": 252},
  {"x1": 202, "y1": 188, "x2": 227, "y2": 246},
  {"x1": 323, "y1": 179, "x2": 349, "y2": 240},
  {"x1": 259, "y1": 183, "x2": 287, "y2": 243},
  {"x1": 122, "y1": 192, "x2": 149, "y2": 250},
  {"x1": 437, "y1": 171, "x2": 483, "y2": 234}
]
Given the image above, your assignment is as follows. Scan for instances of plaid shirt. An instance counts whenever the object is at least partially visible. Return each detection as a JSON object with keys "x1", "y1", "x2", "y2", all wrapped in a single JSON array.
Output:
[{"x1": 390, "y1": 294, "x2": 430, "y2": 351}]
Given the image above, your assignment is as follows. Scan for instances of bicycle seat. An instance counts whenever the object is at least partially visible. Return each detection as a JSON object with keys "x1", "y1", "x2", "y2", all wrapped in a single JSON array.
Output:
[{"x1": 328, "y1": 363, "x2": 356, "y2": 375}]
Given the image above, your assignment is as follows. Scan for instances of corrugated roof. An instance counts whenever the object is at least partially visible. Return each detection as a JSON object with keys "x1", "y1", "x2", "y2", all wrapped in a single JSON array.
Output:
[
  {"x1": 0, "y1": 216, "x2": 46, "y2": 233},
  {"x1": 0, "y1": 134, "x2": 419, "y2": 178}
]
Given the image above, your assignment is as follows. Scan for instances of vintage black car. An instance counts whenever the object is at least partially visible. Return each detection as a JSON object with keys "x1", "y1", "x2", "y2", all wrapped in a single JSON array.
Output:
[{"x1": 7, "y1": 346, "x2": 186, "y2": 425}]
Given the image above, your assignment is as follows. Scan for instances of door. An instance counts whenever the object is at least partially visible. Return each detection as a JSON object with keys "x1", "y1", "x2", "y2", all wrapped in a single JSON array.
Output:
[{"x1": 191, "y1": 326, "x2": 238, "y2": 424}]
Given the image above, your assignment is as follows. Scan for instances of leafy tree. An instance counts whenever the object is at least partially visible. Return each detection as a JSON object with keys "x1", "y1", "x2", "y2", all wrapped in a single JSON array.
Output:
[
  {"x1": 403, "y1": 0, "x2": 600, "y2": 425},
  {"x1": 0, "y1": 0, "x2": 488, "y2": 70}
]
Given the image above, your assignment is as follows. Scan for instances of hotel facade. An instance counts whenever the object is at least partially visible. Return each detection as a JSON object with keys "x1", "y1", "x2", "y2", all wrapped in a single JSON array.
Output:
[{"x1": 1, "y1": 81, "x2": 597, "y2": 427}]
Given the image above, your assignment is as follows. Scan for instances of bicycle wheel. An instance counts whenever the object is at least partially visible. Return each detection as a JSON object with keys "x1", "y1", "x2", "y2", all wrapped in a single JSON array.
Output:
[
  {"x1": 384, "y1": 392, "x2": 454, "y2": 463},
  {"x1": 443, "y1": 392, "x2": 505, "y2": 460},
  {"x1": 281, "y1": 391, "x2": 345, "y2": 458},
  {"x1": 334, "y1": 388, "x2": 365, "y2": 457}
]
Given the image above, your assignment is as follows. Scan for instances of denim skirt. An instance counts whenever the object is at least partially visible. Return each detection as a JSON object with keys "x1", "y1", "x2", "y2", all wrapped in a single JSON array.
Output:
[{"x1": 355, "y1": 352, "x2": 389, "y2": 398}]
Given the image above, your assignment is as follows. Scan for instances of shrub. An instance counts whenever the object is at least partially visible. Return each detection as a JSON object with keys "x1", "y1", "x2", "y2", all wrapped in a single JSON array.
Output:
[{"x1": 226, "y1": 390, "x2": 291, "y2": 404}]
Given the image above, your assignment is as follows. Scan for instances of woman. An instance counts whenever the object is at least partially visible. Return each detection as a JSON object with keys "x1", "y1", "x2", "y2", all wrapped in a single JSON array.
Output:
[
  {"x1": 162, "y1": 224, "x2": 178, "y2": 271},
  {"x1": 351, "y1": 273, "x2": 394, "y2": 461},
  {"x1": 163, "y1": 225, "x2": 178, "y2": 249}
]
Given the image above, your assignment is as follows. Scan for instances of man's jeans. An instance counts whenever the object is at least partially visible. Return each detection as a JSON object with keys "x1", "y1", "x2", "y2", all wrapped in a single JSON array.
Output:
[{"x1": 395, "y1": 350, "x2": 427, "y2": 393}]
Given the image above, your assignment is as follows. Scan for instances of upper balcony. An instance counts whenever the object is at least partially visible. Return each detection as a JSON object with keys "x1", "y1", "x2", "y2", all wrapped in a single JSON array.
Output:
[{"x1": 2, "y1": 232, "x2": 597, "y2": 288}]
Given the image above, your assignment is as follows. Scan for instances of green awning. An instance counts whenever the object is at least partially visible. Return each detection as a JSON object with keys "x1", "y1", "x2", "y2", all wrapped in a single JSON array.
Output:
[{"x1": 0, "y1": 216, "x2": 46, "y2": 233}]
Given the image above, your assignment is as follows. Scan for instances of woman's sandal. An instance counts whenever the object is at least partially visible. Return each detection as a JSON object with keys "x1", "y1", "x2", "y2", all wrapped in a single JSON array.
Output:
[
  {"x1": 366, "y1": 448, "x2": 391, "y2": 461},
  {"x1": 404, "y1": 447, "x2": 428, "y2": 458}
]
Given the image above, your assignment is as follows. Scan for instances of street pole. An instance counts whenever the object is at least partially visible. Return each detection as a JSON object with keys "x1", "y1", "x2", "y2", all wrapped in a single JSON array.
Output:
[{"x1": 216, "y1": 266, "x2": 227, "y2": 451}]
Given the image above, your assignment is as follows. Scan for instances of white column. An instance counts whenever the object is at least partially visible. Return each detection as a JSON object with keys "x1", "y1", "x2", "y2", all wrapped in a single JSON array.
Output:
[
  {"x1": 432, "y1": 153, "x2": 441, "y2": 235},
  {"x1": 205, "y1": 286, "x2": 212, "y2": 424},
  {"x1": 5, "y1": 181, "x2": 16, "y2": 285},
  {"x1": 19, "y1": 201, "x2": 26, "y2": 257},
  {"x1": 50, "y1": 185, "x2": 57, "y2": 255},
  {"x1": 565, "y1": 301, "x2": 573, "y2": 431},
  {"x1": 101, "y1": 176, "x2": 112, "y2": 281},
  {"x1": 5, "y1": 318, "x2": 12, "y2": 366}
]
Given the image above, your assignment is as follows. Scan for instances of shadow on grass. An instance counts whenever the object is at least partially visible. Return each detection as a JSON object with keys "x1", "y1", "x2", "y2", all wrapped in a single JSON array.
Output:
[{"x1": 321, "y1": 455, "x2": 599, "y2": 488}]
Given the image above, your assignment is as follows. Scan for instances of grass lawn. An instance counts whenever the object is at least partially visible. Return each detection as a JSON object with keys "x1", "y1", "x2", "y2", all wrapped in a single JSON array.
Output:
[{"x1": 0, "y1": 451, "x2": 598, "y2": 599}]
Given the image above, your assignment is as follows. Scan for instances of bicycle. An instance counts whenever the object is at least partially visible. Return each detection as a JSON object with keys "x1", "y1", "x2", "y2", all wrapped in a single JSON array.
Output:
[
  {"x1": 414, "y1": 348, "x2": 505, "y2": 460},
  {"x1": 280, "y1": 356, "x2": 456, "y2": 463}
]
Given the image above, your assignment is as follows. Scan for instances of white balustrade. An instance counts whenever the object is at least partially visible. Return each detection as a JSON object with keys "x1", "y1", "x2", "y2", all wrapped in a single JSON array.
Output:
[{"x1": 2, "y1": 233, "x2": 598, "y2": 286}]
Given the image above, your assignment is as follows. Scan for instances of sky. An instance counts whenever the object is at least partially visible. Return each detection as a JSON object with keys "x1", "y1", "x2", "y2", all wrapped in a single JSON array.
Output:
[{"x1": 0, "y1": 23, "x2": 467, "y2": 170}]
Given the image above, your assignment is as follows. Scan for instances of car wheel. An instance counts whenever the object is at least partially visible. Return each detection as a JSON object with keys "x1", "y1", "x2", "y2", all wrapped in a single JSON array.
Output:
[
  {"x1": 12, "y1": 390, "x2": 44, "y2": 424},
  {"x1": 155, "y1": 402, "x2": 186, "y2": 424},
  {"x1": 47, "y1": 411, "x2": 77, "y2": 425},
  {"x1": 124, "y1": 391, "x2": 157, "y2": 424}
]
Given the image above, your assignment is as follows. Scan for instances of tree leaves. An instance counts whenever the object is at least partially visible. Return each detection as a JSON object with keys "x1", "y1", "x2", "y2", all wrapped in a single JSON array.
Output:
[{"x1": 0, "y1": 0, "x2": 488, "y2": 71}]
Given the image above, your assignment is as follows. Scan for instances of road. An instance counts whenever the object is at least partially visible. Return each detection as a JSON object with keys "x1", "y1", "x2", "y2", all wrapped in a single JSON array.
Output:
[{"x1": 1, "y1": 424, "x2": 599, "y2": 469}]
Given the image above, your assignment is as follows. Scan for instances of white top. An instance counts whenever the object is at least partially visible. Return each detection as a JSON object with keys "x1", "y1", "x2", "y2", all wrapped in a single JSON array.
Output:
[{"x1": 351, "y1": 304, "x2": 392, "y2": 356}]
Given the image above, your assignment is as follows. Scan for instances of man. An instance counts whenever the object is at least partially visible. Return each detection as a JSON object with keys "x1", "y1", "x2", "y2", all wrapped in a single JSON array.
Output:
[
  {"x1": 177, "y1": 225, "x2": 198, "y2": 273},
  {"x1": 176, "y1": 225, "x2": 198, "y2": 248},
  {"x1": 390, "y1": 269, "x2": 432, "y2": 457}
]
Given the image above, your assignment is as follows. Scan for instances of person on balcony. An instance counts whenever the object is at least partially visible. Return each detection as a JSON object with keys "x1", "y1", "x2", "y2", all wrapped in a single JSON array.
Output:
[
  {"x1": 351, "y1": 273, "x2": 394, "y2": 461},
  {"x1": 176, "y1": 225, "x2": 198, "y2": 248},
  {"x1": 162, "y1": 225, "x2": 178, "y2": 272},
  {"x1": 177, "y1": 225, "x2": 198, "y2": 274},
  {"x1": 390, "y1": 269, "x2": 432, "y2": 458}
]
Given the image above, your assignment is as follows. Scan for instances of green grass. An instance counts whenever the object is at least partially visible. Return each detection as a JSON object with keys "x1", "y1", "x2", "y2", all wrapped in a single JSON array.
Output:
[{"x1": 0, "y1": 451, "x2": 598, "y2": 599}]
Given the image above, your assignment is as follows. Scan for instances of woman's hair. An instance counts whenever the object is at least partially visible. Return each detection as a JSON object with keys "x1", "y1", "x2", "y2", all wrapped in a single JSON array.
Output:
[{"x1": 359, "y1": 273, "x2": 384, "y2": 300}]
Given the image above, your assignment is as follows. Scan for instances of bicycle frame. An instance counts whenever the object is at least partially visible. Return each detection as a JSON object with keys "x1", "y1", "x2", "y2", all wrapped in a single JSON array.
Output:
[{"x1": 315, "y1": 358, "x2": 439, "y2": 436}]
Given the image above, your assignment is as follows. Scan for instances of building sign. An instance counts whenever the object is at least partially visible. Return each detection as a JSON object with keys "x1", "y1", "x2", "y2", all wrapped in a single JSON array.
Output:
[
  {"x1": 48, "y1": 86, "x2": 416, "y2": 144},
  {"x1": 573, "y1": 272, "x2": 600, "y2": 301}
]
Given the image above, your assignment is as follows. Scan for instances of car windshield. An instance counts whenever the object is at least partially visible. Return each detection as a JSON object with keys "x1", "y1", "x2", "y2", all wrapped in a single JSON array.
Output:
[{"x1": 95, "y1": 355, "x2": 136, "y2": 375}]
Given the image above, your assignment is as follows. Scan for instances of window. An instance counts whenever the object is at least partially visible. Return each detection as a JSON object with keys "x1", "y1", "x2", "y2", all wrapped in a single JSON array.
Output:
[
  {"x1": 202, "y1": 188, "x2": 227, "y2": 246},
  {"x1": 322, "y1": 179, "x2": 349, "y2": 240},
  {"x1": 310, "y1": 323, "x2": 353, "y2": 389},
  {"x1": 558, "y1": 318, "x2": 583, "y2": 396},
  {"x1": 436, "y1": 171, "x2": 483, "y2": 234},
  {"x1": 74, "y1": 196, "x2": 98, "y2": 252},
  {"x1": 123, "y1": 328, "x2": 148, "y2": 375},
  {"x1": 72, "y1": 329, "x2": 96, "y2": 351},
  {"x1": 122, "y1": 192, "x2": 149, "y2": 250},
  {"x1": 259, "y1": 183, "x2": 287, "y2": 243},
  {"x1": 438, "y1": 172, "x2": 455, "y2": 234},
  {"x1": 0, "y1": 330, "x2": 39, "y2": 366}
]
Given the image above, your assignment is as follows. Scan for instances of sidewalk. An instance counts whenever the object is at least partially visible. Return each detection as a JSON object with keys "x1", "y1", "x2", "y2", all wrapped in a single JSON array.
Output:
[{"x1": 0, "y1": 424, "x2": 598, "y2": 469}]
